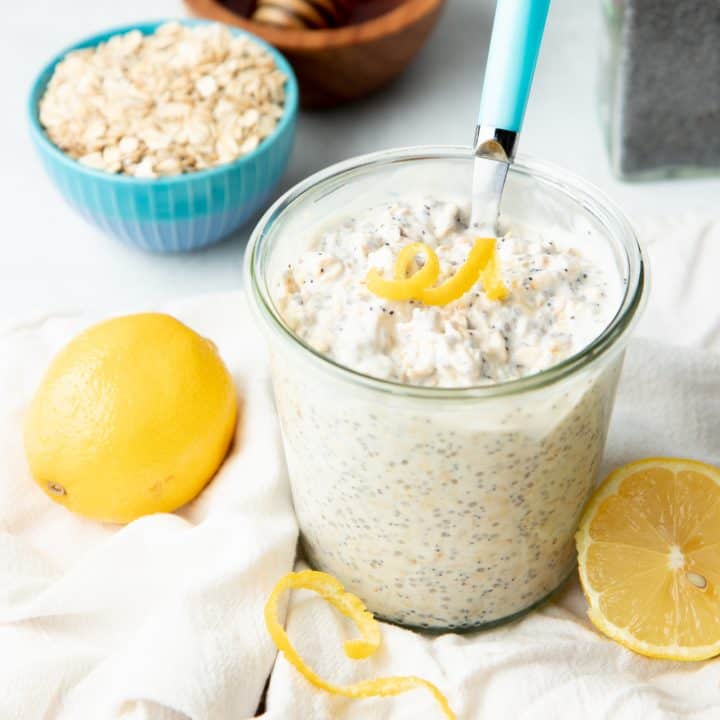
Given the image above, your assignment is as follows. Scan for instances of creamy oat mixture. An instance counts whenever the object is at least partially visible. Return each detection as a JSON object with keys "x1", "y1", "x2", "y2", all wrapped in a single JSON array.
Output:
[
  {"x1": 269, "y1": 194, "x2": 623, "y2": 628},
  {"x1": 275, "y1": 196, "x2": 617, "y2": 388}
]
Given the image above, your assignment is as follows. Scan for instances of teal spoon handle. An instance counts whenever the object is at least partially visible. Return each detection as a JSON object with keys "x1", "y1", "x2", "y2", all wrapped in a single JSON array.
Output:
[
  {"x1": 471, "y1": 0, "x2": 551, "y2": 229},
  {"x1": 478, "y1": 0, "x2": 551, "y2": 140}
]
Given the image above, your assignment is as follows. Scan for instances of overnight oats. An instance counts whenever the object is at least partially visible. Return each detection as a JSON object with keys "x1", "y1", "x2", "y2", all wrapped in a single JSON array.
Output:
[{"x1": 245, "y1": 148, "x2": 646, "y2": 630}]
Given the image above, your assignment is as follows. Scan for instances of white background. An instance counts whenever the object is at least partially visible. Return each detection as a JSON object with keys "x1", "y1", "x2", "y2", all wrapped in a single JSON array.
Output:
[{"x1": 2, "y1": 0, "x2": 719, "y2": 327}]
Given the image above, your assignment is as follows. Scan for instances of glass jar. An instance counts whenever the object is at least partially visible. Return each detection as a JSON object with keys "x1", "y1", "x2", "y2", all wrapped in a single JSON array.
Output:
[
  {"x1": 245, "y1": 147, "x2": 647, "y2": 631},
  {"x1": 600, "y1": 0, "x2": 720, "y2": 179}
]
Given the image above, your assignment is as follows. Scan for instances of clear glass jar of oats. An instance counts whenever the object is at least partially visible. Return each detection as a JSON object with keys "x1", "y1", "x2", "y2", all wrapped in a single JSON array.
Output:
[{"x1": 245, "y1": 147, "x2": 646, "y2": 630}]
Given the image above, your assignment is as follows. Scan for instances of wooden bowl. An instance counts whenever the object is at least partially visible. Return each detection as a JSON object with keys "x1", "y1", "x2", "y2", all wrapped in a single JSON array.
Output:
[{"x1": 184, "y1": 0, "x2": 446, "y2": 107}]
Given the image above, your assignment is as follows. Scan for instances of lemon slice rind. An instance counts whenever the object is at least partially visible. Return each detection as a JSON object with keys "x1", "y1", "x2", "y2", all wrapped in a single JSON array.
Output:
[{"x1": 576, "y1": 457, "x2": 720, "y2": 662}]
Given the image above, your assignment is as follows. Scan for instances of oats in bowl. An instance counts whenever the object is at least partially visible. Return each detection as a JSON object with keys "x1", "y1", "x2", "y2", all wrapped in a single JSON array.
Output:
[
  {"x1": 38, "y1": 22, "x2": 287, "y2": 177},
  {"x1": 28, "y1": 21, "x2": 297, "y2": 251}
]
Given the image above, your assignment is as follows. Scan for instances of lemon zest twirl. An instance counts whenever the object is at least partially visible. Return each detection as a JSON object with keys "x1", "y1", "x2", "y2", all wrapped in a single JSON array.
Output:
[
  {"x1": 416, "y1": 238, "x2": 494, "y2": 306},
  {"x1": 480, "y1": 244, "x2": 509, "y2": 302},
  {"x1": 365, "y1": 242, "x2": 440, "y2": 301},
  {"x1": 264, "y1": 570, "x2": 456, "y2": 720},
  {"x1": 366, "y1": 237, "x2": 508, "y2": 306}
]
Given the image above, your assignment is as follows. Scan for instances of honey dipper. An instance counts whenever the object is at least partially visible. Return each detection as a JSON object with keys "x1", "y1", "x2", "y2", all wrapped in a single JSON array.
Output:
[{"x1": 252, "y1": 0, "x2": 357, "y2": 29}]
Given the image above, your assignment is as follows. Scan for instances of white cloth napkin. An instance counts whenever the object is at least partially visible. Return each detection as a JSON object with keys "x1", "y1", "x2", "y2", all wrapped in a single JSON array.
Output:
[
  {"x1": 0, "y1": 297, "x2": 298, "y2": 720},
  {"x1": 1, "y1": 216, "x2": 719, "y2": 720}
]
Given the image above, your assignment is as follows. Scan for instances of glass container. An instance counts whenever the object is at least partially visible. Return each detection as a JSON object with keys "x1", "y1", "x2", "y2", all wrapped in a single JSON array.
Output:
[{"x1": 245, "y1": 146, "x2": 647, "y2": 630}]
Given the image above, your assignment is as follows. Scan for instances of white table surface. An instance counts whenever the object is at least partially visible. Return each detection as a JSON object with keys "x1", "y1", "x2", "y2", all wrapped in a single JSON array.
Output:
[{"x1": 3, "y1": 0, "x2": 719, "y2": 328}]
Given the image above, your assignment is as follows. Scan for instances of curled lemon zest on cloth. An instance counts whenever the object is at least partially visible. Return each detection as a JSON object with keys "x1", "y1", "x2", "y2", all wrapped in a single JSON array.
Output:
[
  {"x1": 366, "y1": 237, "x2": 507, "y2": 306},
  {"x1": 366, "y1": 242, "x2": 440, "y2": 301},
  {"x1": 264, "y1": 570, "x2": 456, "y2": 720}
]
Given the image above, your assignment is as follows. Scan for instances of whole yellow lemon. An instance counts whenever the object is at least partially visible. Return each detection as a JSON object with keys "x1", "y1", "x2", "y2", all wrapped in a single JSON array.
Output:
[{"x1": 24, "y1": 313, "x2": 237, "y2": 523}]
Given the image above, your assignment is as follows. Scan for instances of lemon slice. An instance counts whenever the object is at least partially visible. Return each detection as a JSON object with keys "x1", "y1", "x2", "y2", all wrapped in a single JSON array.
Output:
[{"x1": 576, "y1": 457, "x2": 720, "y2": 661}]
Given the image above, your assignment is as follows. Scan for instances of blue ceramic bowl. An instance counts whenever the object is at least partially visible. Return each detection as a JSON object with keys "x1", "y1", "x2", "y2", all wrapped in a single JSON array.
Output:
[{"x1": 28, "y1": 20, "x2": 298, "y2": 253}]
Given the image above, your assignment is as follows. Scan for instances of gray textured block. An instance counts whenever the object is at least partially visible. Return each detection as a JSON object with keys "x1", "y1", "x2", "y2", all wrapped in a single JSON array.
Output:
[{"x1": 613, "y1": 0, "x2": 720, "y2": 176}]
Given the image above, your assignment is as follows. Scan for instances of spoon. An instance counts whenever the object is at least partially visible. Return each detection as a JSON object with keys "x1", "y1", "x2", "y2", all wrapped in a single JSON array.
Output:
[{"x1": 471, "y1": 0, "x2": 552, "y2": 232}]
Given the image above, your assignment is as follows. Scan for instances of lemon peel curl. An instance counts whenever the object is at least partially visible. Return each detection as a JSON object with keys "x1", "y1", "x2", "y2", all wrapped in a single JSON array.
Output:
[
  {"x1": 366, "y1": 237, "x2": 507, "y2": 306},
  {"x1": 264, "y1": 570, "x2": 456, "y2": 720}
]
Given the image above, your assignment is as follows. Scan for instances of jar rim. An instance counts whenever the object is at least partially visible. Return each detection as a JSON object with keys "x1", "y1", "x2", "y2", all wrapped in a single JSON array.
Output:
[{"x1": 244, "y1": 145, "x2": 648, "y2": 401}]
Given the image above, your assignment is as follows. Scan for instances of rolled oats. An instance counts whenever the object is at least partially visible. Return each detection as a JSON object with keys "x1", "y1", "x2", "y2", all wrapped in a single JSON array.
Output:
[{"x1": 39, "y1": 23, "x2": 287, "y2": 177}]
